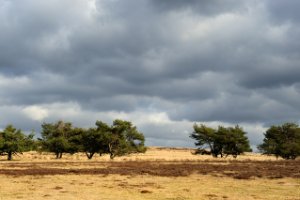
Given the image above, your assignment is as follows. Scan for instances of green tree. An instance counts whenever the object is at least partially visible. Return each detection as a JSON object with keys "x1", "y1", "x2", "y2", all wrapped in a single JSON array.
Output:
[
  {"x1": 23, "y1": 130, "x2": 37, "y2": 151},
  {"x1": 0, "y1": 125, "x2": 34, "y2": 160},
  {"x1": 67, "y1": 127, "x2": 85, "y2": 154},
  {"x1": 222, "y1": 125, "x2": 252, "y2": 158},
  {"x1": 190, "y1": 124, "x2": 218, "y2": 157},
  {"x1": 80, "y1": 127, "x2": 109, "y2": 159},
  {"x1": 95, "y1": 120, "x2": 146, "y2": 159},
  {"x1": 40, "y1": 120, "x2": 77, "y2": 159},
  {"x1": 258, "y1": 123, "x2": 300, "y2": 159},
  {"x1": 190, "y1": 124, "x2": 251, "y2": 158}
]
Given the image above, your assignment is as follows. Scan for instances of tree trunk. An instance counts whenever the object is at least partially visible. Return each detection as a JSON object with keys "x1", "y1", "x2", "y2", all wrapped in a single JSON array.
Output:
[
  {"x1": 110, "y1": 152, "x2": 115, "y2": 159},
  {"x1": 7, "y1": 152, "x2": 12, "y2": 161},
  {"x1": 55, "y1": 152, "x2": 63, "y2": 159},
  {"x1": 86, "y1": 152, "x2": 94, "y2": 159},
  {"x1": 108, "y1": 143, "x2": 115, "y2": 159}
]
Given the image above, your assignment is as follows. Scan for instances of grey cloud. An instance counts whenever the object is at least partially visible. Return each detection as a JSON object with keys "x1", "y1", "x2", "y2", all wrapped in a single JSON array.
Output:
[
  {"x1": 0, "y1": 106, "x2": 41, "y2": 132},
  {"x1": 266, "y1": 0, "x2": 300, "y2": 24},
  {"x1": 140, "y1": 121, "x2": 194, "y2": 147},
  {"x1": 0, "y1": 0, "x2": 300, "y2": 148},
  {"x1": 150, "y1": 0, "x2": 249, "y2": 16},
  {"x1": 170, "y1": 90, "x2": 300, "y2": 125},
  {"x1": 238, "y1": 69, "x2": 300, "y2": 89},
  {"x1": 258, "y1": 86, "x2": 300, "y2": 111}
]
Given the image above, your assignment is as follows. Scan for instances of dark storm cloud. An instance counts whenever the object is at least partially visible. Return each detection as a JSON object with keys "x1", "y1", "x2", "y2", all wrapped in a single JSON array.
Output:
[
  {"x1": 0, "y1": 0, "x2": 299, "y2": 148},
  {"x1": 238, "y1": 66, "x2": 300, "y2": 89},
  {"x1": 173, "y1": 92, "x2": 300, "y2": 125},
  {"x1": 150, "y1": 0, "x2": 248, "y2": 16},
  {"x1": 266, "y1": 0, "x2": 300, "y2": 24}
]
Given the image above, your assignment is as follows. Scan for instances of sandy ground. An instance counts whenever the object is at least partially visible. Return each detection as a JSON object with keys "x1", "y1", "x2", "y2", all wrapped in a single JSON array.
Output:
[{"x1": 0, "y1": 147, "x2": 299, "y2": 200}]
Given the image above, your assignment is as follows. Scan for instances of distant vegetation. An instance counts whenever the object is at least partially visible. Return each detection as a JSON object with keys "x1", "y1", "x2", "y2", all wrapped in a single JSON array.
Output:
[
  {"x1": 0, "y1": 119, "x2": 146, "y2": 160},
  {"x1": 0, "y1": 125, "x2": 34, "y2": 160},
  {"x1": 258, "y1": 122, "x2": 300, "y2": 160},
  {"x1": 1, "y1": 121, "x2": 299, "y2": 160},
  {"x1": 40, "y1": 119, "x2": 146, "y2": 159},
  {"x1": 190, "y1": 122, "x2": 300, "y2": 160},
  {"x1": 190, "y1": 124, "x2": 252, "y2": 158}
]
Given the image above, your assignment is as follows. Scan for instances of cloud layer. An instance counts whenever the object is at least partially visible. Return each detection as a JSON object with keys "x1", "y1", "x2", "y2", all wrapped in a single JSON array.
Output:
[{"x1": 1, "y1": 0, "x2": 299, "y2": 148}]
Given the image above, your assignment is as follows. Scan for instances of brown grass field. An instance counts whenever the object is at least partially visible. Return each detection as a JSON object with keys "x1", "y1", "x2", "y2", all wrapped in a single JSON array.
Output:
[{"x1": 0, "y1": 147, "x2": 299, "y2": 200}]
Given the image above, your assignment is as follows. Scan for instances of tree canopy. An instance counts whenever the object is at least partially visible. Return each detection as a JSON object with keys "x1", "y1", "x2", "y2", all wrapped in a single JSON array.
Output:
[
  {"x1": 80, "y1": 127, "x2": 109, "y2": 159},
  {"x1": 0, "y1": 125, "x2": 34, "y2": 160},
  {"x1": 96, "y1": 119, "x2": 146, "y2": 159},
  {"x1": 258, "y1": 123, "x2": 300, "y2": 160},
  {"x1": 190, "y1": 124, "x2": 252, "y2": 158},
  {"x1": 40, "y1": 121, "x2": 80, "y2": 159},
  {"x1": 39, "y1": 119, "x2": 146, "y2": 159}
]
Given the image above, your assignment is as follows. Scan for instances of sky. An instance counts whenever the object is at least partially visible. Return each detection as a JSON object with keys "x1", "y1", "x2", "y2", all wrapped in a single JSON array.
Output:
[{"x1": 0, "y1": 0, "x2": 300, "y2": 149}]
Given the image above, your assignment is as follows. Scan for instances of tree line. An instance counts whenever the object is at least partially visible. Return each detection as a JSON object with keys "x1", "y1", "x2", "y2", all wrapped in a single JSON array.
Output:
[
  {"x1": 0, "y1": 119, "x2": 146, "y2": 160},
  {"x1": 1, "y1": 120, "x2": 299, "y2": 160},
  {"x1": 190, "y1": 124, "x2": 252, "y2": 158},
  {"x1": 190, "y1": 122, "x2": 300, "y2": 159}
]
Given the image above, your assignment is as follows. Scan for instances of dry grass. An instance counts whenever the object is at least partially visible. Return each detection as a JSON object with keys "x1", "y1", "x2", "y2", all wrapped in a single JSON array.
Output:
[
  {"x1": 0, "y1": 147, "x2": 299, "y2": 200},
  {"x1": 1, "y1": 147, "x2": 285, "y2": 162},
  {"x1": 1, "y1": 174, "x2": 299, "y2": 200}
]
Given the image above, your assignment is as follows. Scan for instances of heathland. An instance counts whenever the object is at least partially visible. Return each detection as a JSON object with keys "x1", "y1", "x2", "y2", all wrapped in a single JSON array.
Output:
[{"x1": 0, "y1": 147, "x2": 299, "y2": 200}]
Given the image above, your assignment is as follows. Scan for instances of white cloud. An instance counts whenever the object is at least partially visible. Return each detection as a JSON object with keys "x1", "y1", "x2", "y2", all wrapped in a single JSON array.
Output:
[
  {"x1": 22, "y1": 105, "x2": 49, "y2": 121},
  {"x1": 0, "y1": 75, "x2": 30, "y2": 87}
]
